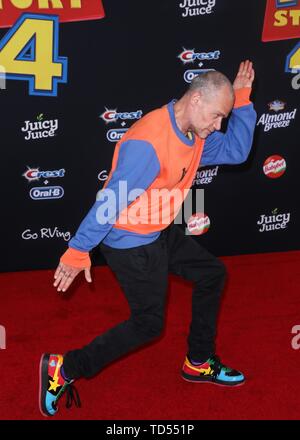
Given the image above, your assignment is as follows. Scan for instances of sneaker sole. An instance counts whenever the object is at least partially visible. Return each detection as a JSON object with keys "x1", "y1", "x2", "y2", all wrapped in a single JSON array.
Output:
[
  {"x1": 182, "y1": 373, "x2": 245, "y2": 387},
  {"x1": 39, "y1": 353, "x2": 55, "y2": 417}
]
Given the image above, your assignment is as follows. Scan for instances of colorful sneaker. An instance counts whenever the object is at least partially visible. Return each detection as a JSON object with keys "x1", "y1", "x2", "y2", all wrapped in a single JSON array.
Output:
[
  {"x1": 39, "y1": 353, "x2": 81, "y2": 416},
  {"x1": 182, "y1": 354, "x2": 245, "y2": 386}
]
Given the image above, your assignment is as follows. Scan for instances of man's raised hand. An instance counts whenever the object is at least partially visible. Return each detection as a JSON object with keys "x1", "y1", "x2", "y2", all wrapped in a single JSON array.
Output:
[{"x1": 233, "y1": 60, "x2": 255, "y2": 90}]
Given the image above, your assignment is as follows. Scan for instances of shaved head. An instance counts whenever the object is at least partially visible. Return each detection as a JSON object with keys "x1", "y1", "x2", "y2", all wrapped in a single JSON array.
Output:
[{"x1": 188, "y1": 71, "x2": 234, "y2": 103}]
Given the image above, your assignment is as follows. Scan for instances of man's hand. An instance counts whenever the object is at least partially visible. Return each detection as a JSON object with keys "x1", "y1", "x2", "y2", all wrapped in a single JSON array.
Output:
[
  {"x1": 233, "y1": 60, "x2": 255, "y2": 90},
  {"x1": 53, "y1": 262, "x2": 92, "y2": 293}
]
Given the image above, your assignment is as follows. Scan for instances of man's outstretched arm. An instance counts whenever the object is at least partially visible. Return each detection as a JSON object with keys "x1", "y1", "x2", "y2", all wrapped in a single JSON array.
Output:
[
  {"x1": 53, "y1": 140, "x2": 160, "y2": 293},
  {"x1": 201, "y1": 60, "x2": 257, "y2": 166}
]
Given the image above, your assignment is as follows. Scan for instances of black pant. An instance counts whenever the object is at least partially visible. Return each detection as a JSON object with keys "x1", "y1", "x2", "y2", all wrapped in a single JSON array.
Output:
[{"x1": 63, "y1": 224, "x2": 226, "y2": 379}]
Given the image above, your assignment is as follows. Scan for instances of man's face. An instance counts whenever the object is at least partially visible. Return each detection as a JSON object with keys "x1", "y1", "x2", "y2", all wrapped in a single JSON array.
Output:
[{"x1": 189, "y1": 86, "x2": 234, "y2": 139}]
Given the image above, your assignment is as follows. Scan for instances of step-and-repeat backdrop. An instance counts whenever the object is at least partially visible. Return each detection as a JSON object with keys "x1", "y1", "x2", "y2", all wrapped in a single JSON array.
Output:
[{"x1": 0, "y1": 0, "x2": 299, "y2": 271}]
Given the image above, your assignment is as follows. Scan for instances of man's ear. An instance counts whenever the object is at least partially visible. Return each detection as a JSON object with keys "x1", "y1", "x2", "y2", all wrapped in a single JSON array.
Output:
[{"x1": 190, "y1": 91, "x2": 202, "y2": 107}]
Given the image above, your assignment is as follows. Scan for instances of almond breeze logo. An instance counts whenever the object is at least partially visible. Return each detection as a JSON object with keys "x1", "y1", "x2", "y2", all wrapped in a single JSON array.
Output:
[
  {"x1": 257, "y1": 100, "x2": 297, "y2": 132},
  {"x1": 193, "y1": 166, "x2": 219, "y2": 185},
  {"x1": 21, "y1": 114, "x2": 58, "y2": 140},
  {"x1": 179, "y1": 0, "x2": 216, "y2": 18}
]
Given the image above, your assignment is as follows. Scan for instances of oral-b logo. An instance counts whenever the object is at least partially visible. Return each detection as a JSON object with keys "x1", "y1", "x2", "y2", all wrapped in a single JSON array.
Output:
[
  {"x1": 29, "y1": 186, "x2": 64, "y2": 200},
  {"x1": 106, "y1": 128, "x2": 128, "y2": 142},
  {"x1": 184, "y1": 69, "x2": 215, "y2": 83}
]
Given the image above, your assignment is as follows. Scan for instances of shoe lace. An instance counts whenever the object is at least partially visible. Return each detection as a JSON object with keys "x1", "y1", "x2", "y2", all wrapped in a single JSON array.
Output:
[
  {"x1": 208, "y1": 355, "x2": 225, "y2": 378},
  {"x1": 52, "y1": 382, "x2": 81, "y2": 411},
  {"x1": 65, "y1": 384, "x2": 81, "y2": 409}
]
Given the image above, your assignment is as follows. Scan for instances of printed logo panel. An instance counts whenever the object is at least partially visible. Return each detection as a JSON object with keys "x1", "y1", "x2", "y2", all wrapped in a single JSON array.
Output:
[
  {"x1": 262, "y1": 0, "x2": 300, "y2": 42},
  {"x1": 0, "y1": 1, "x2": 105, "y2": 28}
]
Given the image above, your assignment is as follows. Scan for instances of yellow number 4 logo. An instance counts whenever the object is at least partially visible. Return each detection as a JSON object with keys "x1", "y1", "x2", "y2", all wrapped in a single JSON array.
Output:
[
  {"x1": 276, "y1": 0, "x2": 298, "y2": 7},
  {"x1": 0, "y1": 13, "x2": 67, "y2": 96},
  {"x1": 286, "y1": 41, "x2": 300, "y2": 73}
]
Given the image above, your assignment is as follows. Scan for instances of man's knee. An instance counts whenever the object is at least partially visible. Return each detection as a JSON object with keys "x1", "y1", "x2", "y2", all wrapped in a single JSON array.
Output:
[
  {"x1": 194, "y1": 258, "x2": 226, "y2": 286},
  {"x1": 132, "y1": 313, "x2": 164, "y2": 341},
  {"x1": 216, "y1": 259, "x2": 227, "y2": 280}
]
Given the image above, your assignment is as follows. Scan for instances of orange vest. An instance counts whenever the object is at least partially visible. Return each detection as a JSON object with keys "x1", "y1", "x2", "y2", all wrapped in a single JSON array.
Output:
[{"x1": 103, "y1": 104, "x2": 204, "y2": 234}]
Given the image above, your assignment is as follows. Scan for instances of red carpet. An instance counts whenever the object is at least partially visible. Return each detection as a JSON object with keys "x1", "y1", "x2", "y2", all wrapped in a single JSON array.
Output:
[{"x1": 1, "y1": 251, "x2": 300, "y2": 420}]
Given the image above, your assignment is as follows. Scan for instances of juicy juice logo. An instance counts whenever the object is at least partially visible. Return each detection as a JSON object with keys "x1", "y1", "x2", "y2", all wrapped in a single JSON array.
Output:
[
  {"x1": 21, "y1": 113, "x2": 58, "y2": 140},
  {"x1": 257, "y1": 208, "x2": 290, "y2": 232},
  {"x1": 179, "y1": 0, "x2": 216, "y2": 18}
]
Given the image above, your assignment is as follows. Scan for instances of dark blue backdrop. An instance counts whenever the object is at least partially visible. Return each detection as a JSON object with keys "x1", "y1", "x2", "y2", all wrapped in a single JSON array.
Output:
[{"x1": 0, "y1": 0, "x2": 299, "y2": 272}]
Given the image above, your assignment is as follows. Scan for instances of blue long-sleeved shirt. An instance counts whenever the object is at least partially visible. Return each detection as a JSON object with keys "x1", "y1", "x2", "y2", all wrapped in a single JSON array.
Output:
[{"x1": 69, "y1": 100, "x2": 257, "y2": 251}]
